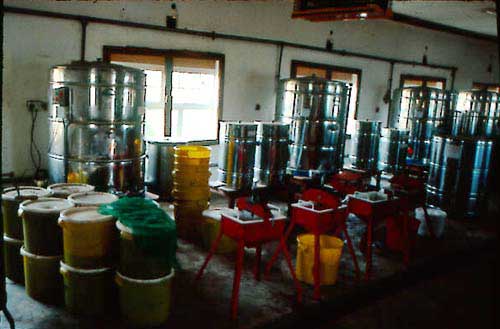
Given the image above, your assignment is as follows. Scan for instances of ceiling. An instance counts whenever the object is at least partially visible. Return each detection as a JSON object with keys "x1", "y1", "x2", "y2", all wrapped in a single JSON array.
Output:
[{"x1": 392, "y1": 1, "x2": 497, "y2": 37}]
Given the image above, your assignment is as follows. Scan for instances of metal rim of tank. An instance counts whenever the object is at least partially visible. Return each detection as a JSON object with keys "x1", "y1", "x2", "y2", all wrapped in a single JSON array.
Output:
[{"x1": 280, "y1": 77, "x2": 350, "y2": 95}]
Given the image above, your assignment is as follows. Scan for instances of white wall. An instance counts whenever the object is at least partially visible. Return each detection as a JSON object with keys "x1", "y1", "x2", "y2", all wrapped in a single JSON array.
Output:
[{"x1": 2, "y1": 0, "x2": 498, "y2": 175}]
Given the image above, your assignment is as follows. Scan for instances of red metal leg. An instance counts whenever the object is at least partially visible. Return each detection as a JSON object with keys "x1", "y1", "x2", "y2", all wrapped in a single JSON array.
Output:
[
  {"x1": 279, "y1": 237, "x2": 303, "y2": 303},
  {"x1": 343, "y1": 227, "x2": 361, "y2": 282},
  {"x1": 254, "y1": 245, "x2": 262, "y2": 281},
  {"x1": 403, "y1": 213, "x2": 410, "y2": 266},
  {"x1": 196, "y1": 228, "x2": 224, "y2": 280},
  {"x1": 313, "y1": 233, "x2": 321, "y2": 300},
  {"x1": 231, "y1": 240, "x2": 245, "y2": 320},
  {"x1": 264, "y1": 221, "x2": 295, "y2": 277},
  {"x1": 364, "y1": 219, "x2": 373, "y2": 281}
]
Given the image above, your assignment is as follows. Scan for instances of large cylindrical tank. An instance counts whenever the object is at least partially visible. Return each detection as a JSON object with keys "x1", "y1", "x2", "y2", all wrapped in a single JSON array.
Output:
[
  {"x1": 390, "y1": 87, "x2": 455, "y2": 165},
  {"x1": 426, "y1": 135, "x2": 495, "y2": 218},
  {"x1": 377, "y1": 128, "x2": 409, "y2": 174},
  {"x1": 145, "y1": 138, "x2": 188, "y2": 200},
  {"x1": 217, "y1": 122, "x2": 258, "y2": 190},
  {"x1": 276, "y1": 77, "x2": 350, "y2": 176},
  {"x1": 254, "y1": 122, "x2": 290, "y2": 186},
  {"x1": 452, "y1": 90, "x2": 500, "y2": 138},
  {"x1": 350, "y1": 120, "x2": 381, "y2": 172},
  {"x1": 48, "y1": 61, "x2": 146, "y2": 196}
]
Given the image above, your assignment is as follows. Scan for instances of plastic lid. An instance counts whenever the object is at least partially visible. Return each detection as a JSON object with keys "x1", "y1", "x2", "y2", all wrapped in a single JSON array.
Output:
[
  {"x1": 116, "y1": 269, "x2": 175, "y2": 284},
  {"x1": 20, "y1": 246, "x2": 62, "y2": 260},
  {"x1": 48, "y1": 183, "x2": 95, "y2": 197},
  {"x1": 19, "y1": 197, "x2": 74, "y2": 214},
  {"x1": 60, "y1": 261, "x2": 111, "y2": 274},
  {"x1": 59, "y1": 206, "x2": 114, "y2": 224},
  {"x1": 68, "y1": 192, "x2": 119, "y2": 206},
  {"x1": 202, "y1": 208, "x2": 223, "y2": 220},
  {"x1": 115, "y1": 220, "x2": 132, "y2": 234},
  {"x1": 2, "y1": 186, "x2": 50, "y2": 201}
]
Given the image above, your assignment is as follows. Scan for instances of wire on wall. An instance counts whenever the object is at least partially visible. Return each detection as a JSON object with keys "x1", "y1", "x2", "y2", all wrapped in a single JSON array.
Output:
[{"x1": 29, "y1": 107, "x2": 42, "y2": 178}]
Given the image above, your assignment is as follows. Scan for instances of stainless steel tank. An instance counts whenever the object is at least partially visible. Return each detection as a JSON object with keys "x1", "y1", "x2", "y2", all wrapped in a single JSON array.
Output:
[
  {"x1": 218, "y1": 122, "x2": 258, "y2": 190},
  {"x1": 390, "y1": 87, "x2": 455, "y2": 165},
  {"x1": 350, "y1": 120, "x2": 381, "y2": 172},
  {"x1": 426, "y1": 135, "x2": 495, "y2": 218},
  {"x1": 276, "y1": 77, "x2": 350, "y2": 176},
  {"x1": 377, "y1": 128, "x2": 409, "y2": 174},
  {"x1": 48, "y1": 61, "x2": 146, "y2": 195},
  {"x1": 145, "y1": 138, "x2": 188, "y2": 200},
  {"x1": 254, "y1": 122, "x2": 290, "y2": 186},
  {"x1": 452, "y1": 90, "x2": 500, "y2": 138}
]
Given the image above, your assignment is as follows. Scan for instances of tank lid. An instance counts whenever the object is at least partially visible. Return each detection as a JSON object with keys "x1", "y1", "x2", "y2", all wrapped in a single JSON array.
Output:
[
  {"x1": 68, "y1": 192, "x2": 119, "y2": 206},
  {"x1": 19, "y1": 197, "x2": 74, "y2": 214},
  {"x1": 2, "y1": 186, "x2": 50, "y2": 201},
  {"x1": 59, "y1": 206, "x2": 113, "y2": 224},
  {"x1": 48, "y1": 183, "x2": 95, "y2": 197}
]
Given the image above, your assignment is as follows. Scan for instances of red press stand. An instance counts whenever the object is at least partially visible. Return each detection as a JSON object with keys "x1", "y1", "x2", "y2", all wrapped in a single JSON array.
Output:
[
  {"x1": 347, "y1": 193, "x2": 402, "y2": 280},
  {"x1": 265, "y1": 189, "x2": 361, "y2": 300},
  {"x1": 196, "y1": 198, "x2": 302, "y2": 319}
]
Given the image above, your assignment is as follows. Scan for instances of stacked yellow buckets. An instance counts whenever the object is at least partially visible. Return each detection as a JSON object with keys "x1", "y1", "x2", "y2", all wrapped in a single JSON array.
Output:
[
  {"x1": 18, "y1": 197, "x2": 74, "y2": 304},
  {"x1": 172, "y1": 146, "x2": 211, "y2": 240},
  {"x1": 1, "y1": 187, "x2": 50, "y2": 284}
]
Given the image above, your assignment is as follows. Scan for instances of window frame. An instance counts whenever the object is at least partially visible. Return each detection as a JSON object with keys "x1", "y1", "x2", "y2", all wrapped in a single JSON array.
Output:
[
  {"x1": 399, "y1": 74, "x2": 447, "y2": 90},
  {"x1": 103, "y1": 46, "x2": 225, "y2": 144},
  {"x1": 290, "y1": 60, "x2": 362, "y2": 121},
  {"x1": 472, "y1": 82, "x2": 500, "y2": 92}
]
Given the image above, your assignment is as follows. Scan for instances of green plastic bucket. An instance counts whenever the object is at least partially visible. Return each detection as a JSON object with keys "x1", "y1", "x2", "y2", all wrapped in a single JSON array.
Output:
[
  {"x1": 21, "y1": 247, "x2": 63, "y2": 305},
  {"x1": 3, "y1": 235, "x2": 24, "y2": 284},
  {"x1": 116, "y1": 270, "x2": 174, "y2": 328},
  {"x1": 19, "y1": 198, "x2": 73, "y2": 255},
  {"x1": 60, "y1": 262, "x2": 116, "y2": 316},
  {"x1": 116, "y1": 221, "x2": 171, "y2": 279},
  {"x1": 2, "y1": 186, "x2": 50, "y2": 239}
]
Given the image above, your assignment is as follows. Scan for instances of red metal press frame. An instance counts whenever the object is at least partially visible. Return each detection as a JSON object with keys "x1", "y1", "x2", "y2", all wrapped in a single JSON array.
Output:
[
  {"x1": 196, "y1": 199, "x2": 302, "y2": 319},
  {"x1": 265, "y1": 189, "x2": 361, "y2": 300}
]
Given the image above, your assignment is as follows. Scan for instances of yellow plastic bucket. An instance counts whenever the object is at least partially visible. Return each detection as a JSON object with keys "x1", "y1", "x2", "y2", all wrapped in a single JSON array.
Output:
[
  {"x1": 173, "y1": 200, "x2": 209, "y2": 220},
  {"x1": 296, "y1": 234, "x2": 343, "y2": 286},
  {"x1": 174, "y1": 145, "x2": 211, "y2": 159},
  {"x1": 201, "y1": 210, "x2": 237, "y2": 254},
  {"x1": 172, "y1": 170, "x2": 211, "y2": 187},
  {"x1": 21, "y1": 247, "x2": 63, "y2": 305},
  {"x1": 116, "y1": 221, "x2": 171, "y2": 279},
  {"x1": 173, "y1": 162, "x2": 211, "y2": 175},
  {"x1": 58, "y1": 207, "x2": 117, "y2": 268},
  {"x1": 3, "y1": 235, "x2": 24, "y2": 284},
  {"x1": 116, "y1": 270, "x2": 174, "y2": 328},
  {"x1": 172, "y1": 187, "x2": 210, "y2": 201},
  {"x1": 60, "y1": 262, "x2": 116, "y2": 316}
]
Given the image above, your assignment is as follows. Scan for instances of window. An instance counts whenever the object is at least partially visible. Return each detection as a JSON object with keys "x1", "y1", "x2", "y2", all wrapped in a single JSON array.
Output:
[
  {"x1": 472, "y1": 82, "x2": 500, "y2": 93},
  {"x1": 104, "y1": 47, "x2": 224, "y2": 142},
  {"x1": 400, "y1": 74, "x2": 446, "y2": 90},
  {"x1": 291, "y1": 60, "x2": 361, "y2": 135}
]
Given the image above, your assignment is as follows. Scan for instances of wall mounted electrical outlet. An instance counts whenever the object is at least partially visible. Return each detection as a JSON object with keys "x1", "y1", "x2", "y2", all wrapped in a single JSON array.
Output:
[{"x1": 27, "y1": 100, "x2": 47, "y2": 112}]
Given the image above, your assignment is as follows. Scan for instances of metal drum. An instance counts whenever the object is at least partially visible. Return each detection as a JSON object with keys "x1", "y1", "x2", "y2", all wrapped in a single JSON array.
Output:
[
  {"x1": 254, "y1": 122, "x2": 290, "y2": 186},
  {"x1": 377, "y1": 128, "x2": 409, "y2": 174},
  {"x1": 350, "y1": 120, "x2": 381, "y2": 172},
  {"x1": 452, "y1": 90, "x2": 500, "y2": 138},
  {"x1": 218, "y1": 122, "x2": 258, "y2": 190},
  {"x1": 145, "y1": 138, "x2": 188, "y2": 200},
  {"x1": 48, "y1": 61, "x2": 146, "y2": 196},
  {"x1": 277, "y1": 77, "x2": 349, "y2": 176},
  {"x1": 50, "y1": 61, "x2": 145, "y2": 122},
  {"x1": 390, "y1": 87, "x2": 455, "y2": 165},
  {"x1": 426, "y1": 135, "x2": 495, "y2": 218}
]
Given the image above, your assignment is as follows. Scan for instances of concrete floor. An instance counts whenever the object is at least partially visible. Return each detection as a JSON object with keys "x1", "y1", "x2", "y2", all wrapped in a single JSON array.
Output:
[{"x1": 0, "y1": 194, "x2": 496, "y2": 329}]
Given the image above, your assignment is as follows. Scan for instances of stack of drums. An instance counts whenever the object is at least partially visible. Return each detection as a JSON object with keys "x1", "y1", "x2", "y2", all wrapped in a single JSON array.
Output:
[
  {"x1": 48, "y1": 61, "x2": 146, "y2": 195},
  {"x1": 18, "y1": 198, "x2": 74, "y2": 304},
  {"x1": 68, "y1": 191, "x2": 119, "y2": 207},
  {"x1": 350, "y1": 120, "x2": 382, "y2": 172},
  {"x1": 1, "y1": 187, "x2": 50, "y2": 284},
  {"x1": 47, "y1": 183, "x2": 94, "y2": 199},
  {"x1": 377, "y1": 128, "x2": 409, "y2": 174},
  {"x1": 58, "y1": 207, "x2": 117, "y2": 316},
  {"x1": 115, "y1": 218, "x2": 174, "y2": 327},
  {"x1": 218, "y1": 121, "x2": 258, "y2": 189},
  {"x1": 172, "y1": 146, "x2": 211, "y2": 240},
  {"x1": 254, "y1": 122, "x2": 290, "y2": 186}
]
